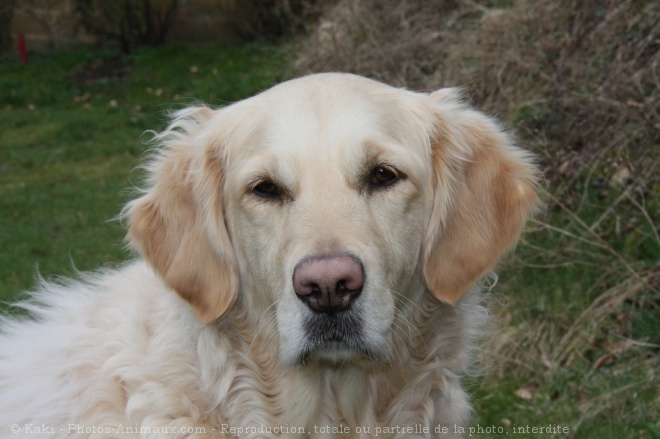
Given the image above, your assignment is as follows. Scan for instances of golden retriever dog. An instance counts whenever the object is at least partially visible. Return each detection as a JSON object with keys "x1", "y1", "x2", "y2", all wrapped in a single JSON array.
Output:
[{"x1": 0, "y1": 73, "x2": 539, "y2": 438}]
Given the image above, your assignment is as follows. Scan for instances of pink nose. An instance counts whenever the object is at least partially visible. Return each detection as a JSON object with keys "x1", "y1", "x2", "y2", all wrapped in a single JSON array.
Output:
[{"x1": 293, "y1": 254, "x2": 365, "y2": 313}]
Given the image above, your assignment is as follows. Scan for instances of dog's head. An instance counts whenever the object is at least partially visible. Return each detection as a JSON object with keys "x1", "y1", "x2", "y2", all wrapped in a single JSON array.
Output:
[{"x1": 125, "y1": 74, "x2": 539, "y2": 366}]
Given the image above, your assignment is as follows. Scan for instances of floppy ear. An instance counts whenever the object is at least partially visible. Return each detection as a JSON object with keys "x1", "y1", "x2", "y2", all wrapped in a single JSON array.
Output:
[
  {"x1": 422, "y1": 89, "x2": 540, "y2": 304},
  {"x1": 124, "y1": 106, "x2": 239, "y2": 324}
]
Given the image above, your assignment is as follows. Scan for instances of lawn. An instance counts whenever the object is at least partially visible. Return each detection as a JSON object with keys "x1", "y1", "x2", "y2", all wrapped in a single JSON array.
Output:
[{"x1": 0, "y1": 43, "x2": 657, "y2": 438}]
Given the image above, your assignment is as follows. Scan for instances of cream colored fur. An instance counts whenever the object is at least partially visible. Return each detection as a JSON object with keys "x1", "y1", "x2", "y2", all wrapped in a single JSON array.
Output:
[{"x1": 0, "y1": 73, "x2": 539, "y2": 438}]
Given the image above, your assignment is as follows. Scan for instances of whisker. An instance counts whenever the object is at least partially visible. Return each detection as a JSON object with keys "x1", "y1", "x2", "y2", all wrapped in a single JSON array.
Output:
[
  {"x1": 386, "y1": 323, "x2": 408, "y2": 370},
  {"x1": 387, "y1": 289, "x2": 428, "y2": 352},
  {"x1": 249, "y1": 299, "x2": 281, "y2": 354},
  {"x1": 387, "y1": 288, "x2": 426, "y2": 316}
]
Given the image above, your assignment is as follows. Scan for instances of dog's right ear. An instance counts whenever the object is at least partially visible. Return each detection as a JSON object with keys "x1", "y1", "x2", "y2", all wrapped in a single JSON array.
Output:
[{"x1": 124, "y1": 106, "x2": 239, "y2": 324}]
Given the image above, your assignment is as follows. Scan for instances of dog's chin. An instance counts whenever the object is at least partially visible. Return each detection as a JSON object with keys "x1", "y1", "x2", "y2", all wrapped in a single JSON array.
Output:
[
  {"x1": 295, "y1": 339, "x2": 389, "y2": 367},
  {"x1": 278, "y1": 310, "x2": 391, "y2": 367},
  {"x1": 308, "y1": 341, "x2": 367, "y2": 363}
]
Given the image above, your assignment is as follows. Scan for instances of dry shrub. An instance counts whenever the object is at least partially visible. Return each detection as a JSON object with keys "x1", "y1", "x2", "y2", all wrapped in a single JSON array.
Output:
[{"x1": 294, "y1": 0, "x2": 462, "y2": 87}]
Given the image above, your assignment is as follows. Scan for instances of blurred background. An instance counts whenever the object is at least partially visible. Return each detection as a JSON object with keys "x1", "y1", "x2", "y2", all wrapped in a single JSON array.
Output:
[{"x1": 0, "y1": 1, "x2": 658, "y2": 437}]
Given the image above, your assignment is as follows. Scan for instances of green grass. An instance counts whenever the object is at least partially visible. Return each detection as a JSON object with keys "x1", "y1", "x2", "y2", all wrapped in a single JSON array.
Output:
[{"x1": 0, "y1": 44, "x2": 288, "y2": 298}]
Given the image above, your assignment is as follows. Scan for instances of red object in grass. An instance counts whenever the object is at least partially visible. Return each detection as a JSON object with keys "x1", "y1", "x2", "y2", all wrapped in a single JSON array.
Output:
[{"x1": 18, "y1": 33, "x2": 28, "y2": 64}]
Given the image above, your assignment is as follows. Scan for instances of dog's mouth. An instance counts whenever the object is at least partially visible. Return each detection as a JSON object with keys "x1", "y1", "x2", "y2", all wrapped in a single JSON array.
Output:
[{"x1": 297, "y1": 312, "x2": 383, "y2": 365}]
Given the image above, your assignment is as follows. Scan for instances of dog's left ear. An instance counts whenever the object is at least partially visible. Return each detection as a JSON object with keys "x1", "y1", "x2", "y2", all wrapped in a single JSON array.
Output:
[
  {"x1": 422, "y1": 89, "x2": 540, "y2": 304},
  {"x1": 124, "y1": 106, "x2": 239, "y2": 324}
]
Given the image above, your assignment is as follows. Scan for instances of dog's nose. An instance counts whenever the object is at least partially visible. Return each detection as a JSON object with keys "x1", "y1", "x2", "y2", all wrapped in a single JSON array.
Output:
[{"x1": 293, "y1": 255, "x2": 364, "y2": 313}]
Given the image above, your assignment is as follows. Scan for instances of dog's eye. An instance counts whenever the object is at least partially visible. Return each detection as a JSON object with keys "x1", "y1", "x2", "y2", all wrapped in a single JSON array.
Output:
[
  {"x1": 369, "y1": 165, "x2": 400, "y2": 189},
  {"x1": 252, "y1": 180, "x2": 282, "y2": 199}
]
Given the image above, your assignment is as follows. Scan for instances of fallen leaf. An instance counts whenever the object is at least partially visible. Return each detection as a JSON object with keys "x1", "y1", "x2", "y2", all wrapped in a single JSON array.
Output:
[
  {"x1": 605, "y1": 339, "x2": 635, "y2": 355},
  {"x1": 611, "y1": 165, "x2": 631, "y2": 186},
  {"x1": 515, "y1": 387, "x2": 534, "y2": 400}
]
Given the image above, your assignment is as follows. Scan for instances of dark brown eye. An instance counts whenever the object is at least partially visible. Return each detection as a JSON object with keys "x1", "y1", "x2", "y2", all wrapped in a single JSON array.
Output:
[
  {"x1": 370, "y1": 166, "x2": 399, "y2": 188},
  {"x1": 252, "y1": 180, "x2": 281, "y2": 199}
]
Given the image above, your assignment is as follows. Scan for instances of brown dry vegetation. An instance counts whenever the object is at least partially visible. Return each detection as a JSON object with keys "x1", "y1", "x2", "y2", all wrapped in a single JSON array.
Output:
[{"x1": 293, "y1": 0, "x2": 659, "y2": 436}]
